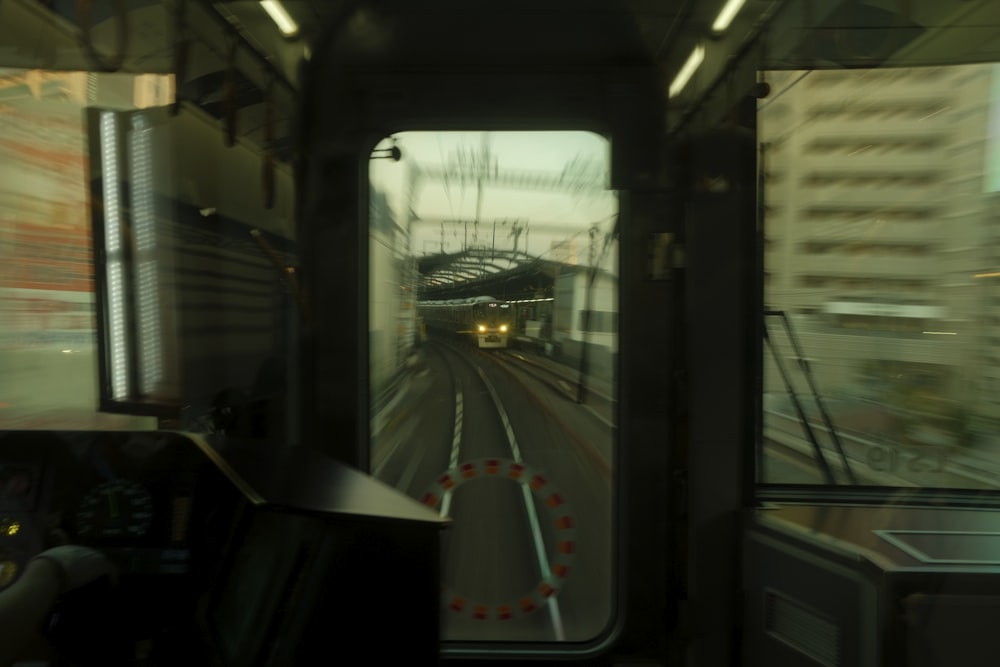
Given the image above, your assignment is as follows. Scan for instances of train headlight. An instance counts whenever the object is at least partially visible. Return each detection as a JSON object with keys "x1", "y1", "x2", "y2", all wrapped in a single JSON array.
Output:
[
  {"x1": 500, "y1": 324, "x2": 508, "y2": 332},
  {"x1": 478, "y1": 325, "x2": 486, "y2": 333}
]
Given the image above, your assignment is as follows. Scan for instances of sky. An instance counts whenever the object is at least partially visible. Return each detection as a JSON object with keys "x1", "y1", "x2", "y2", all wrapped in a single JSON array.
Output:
[{"x1": 369, "y1": 131, "x2": 618, "y2": 266}]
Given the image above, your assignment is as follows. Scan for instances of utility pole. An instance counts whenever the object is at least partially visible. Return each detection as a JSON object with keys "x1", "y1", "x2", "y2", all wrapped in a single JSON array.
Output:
[
  {"x1": 510, "y1": 220, "x2": 523, "y2": 256},
  {"x1": 477, "y1": 132, "x2": 487, "y2": 274},
  {"x1": 589, "y1": 224, "x2": 599, "y2": 267}
]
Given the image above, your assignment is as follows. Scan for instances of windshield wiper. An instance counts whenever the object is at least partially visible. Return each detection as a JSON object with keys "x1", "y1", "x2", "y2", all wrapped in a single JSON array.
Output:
[{"x1": 765, "y1": 310, "x2": 857, "y2": 485}]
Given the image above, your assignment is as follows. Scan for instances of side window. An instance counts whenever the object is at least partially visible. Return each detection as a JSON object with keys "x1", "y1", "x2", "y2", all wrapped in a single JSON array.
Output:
[
  {"x1": 759, "y1": 64, "x2": 1000, "y2": 489},
  {"x1": 368, "y1": 131, "x2": 617, "y2": 642}
]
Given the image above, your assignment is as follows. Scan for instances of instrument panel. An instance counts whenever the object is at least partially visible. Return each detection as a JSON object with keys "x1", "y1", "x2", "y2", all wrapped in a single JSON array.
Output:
[
  {"x1": 0, "y1": 430, "x2": 207, "y2": 588},
  {"x1": 75, "y1": 479, "x2": 155, "y2": 539}
]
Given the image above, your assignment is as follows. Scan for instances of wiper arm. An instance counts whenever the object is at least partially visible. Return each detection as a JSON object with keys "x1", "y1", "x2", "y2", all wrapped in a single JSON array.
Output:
[
  {"x1": 764, "y1": 324, "x2": 836, "y2": 485},
  {"x1": 768, "y1": 310, "x2": 857, "y2": 485}
]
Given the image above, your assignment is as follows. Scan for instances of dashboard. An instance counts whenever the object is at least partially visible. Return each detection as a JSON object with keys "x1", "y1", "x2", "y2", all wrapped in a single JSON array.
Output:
[
  {"x1": 0, "y1": 430, "x2": 207, "y2": 589},
  {"x1": 0, "y1": 429, "x2": 448, "y2": 665}
]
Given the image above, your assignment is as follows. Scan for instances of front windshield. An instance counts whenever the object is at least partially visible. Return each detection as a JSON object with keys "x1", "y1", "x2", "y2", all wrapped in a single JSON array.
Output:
[
  {"x1": 759, "y1": 63, "x2": 1000, "y2": 490},
  {"x1": 368, "y1": 131, "x2": 617, "y2": 642}
]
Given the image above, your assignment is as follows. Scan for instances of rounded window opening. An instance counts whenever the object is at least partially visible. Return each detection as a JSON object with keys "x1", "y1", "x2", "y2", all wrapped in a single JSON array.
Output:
[{"x1": 368, "y1": 131, "x2": 617, "y2": 643}]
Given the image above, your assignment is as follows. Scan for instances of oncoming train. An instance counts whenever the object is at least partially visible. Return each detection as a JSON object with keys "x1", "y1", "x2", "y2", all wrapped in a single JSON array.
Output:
[{"x1": 418, "y1": 296, "x2": 514, "y2": 348}]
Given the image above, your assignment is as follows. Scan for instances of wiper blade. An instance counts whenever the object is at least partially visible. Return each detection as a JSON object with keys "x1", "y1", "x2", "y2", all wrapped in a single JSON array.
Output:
[{"x1": 765, "y1": 310, "x2": 857, "y2": 484}]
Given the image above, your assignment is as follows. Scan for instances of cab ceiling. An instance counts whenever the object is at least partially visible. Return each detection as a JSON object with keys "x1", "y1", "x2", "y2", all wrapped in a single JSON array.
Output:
[
  {"x1": 0, "y1": 0, "x2": 699, "y2": 157},
  {"x1": 1, "y1": 0, "x2": 999, "y2": 151}
]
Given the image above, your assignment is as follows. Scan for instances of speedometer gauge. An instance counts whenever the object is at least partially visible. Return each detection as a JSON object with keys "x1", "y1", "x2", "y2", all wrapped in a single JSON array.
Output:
[{"x1": 75, "y1": 480, "x2": 154, "y2": 539}]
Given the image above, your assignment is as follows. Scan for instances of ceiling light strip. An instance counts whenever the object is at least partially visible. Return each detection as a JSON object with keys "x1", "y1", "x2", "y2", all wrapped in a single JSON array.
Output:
[
  {"x1": 260, "y1": 0, "x2": 299, "y2": 37},
  {"x1": 669, "y1": 45, "x2": 705, "y2": 99},
  {"x1": 712, "y1": 0, "x2": 746, "y2": 33}
]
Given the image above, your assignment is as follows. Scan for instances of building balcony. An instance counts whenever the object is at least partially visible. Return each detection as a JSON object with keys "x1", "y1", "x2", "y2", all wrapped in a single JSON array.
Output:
[
  {"x1": 979, "y1": 364, "x2": 1000, "y2": 382},
  {"x1": 791, "y1": 219, "x2": 942, "y2": 244},
  {"x1": 798, "y1": 153, "x2": 950, "y2": 173},
  {"x1": 791, "y1": 254, "x2": 939, "y2": 277},
  {"x1": 798, "y1": 186, "x2": 949, "y2": 207},
  {"x1": 796, "y1": 330, "x2": 962, "y2": 366}
]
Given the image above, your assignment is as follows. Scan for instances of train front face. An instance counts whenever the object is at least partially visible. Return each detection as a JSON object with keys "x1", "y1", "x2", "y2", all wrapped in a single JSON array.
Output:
[{"x1": 471, "y1": 300, "x2": 513, "y2": 348}]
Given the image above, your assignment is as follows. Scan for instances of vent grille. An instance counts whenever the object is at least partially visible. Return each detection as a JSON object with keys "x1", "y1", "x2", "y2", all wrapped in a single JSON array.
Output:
[{"x1": 765, "y1": 590, "x2": 841, "y2": 667}]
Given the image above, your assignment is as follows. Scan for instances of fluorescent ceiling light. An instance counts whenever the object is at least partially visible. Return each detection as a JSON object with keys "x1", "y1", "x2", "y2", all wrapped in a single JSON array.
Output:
[
  {"x1": 669, "y1": 45, "x2": 705, "y2": 99},
  {"x1": 712, "y1": 0, "x2": 746, "y2": 33},
  {"x1": 260, "y1": 0, "x2": 299, "y2": 37}
]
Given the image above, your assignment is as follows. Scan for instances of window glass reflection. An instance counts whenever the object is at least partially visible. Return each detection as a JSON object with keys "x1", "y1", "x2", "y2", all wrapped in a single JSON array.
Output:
[
  {"x1": 0, "y1": 69, "x2": 169, "y2": 430},
  {"x1": 369, "y1": 131, "x2": 616, "y2": 641}
]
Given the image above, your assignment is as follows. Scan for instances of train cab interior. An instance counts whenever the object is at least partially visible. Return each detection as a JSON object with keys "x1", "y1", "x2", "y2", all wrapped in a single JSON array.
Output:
[{"x1": 2, "y1": 0, "x2": 1000, "y2": 665}]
